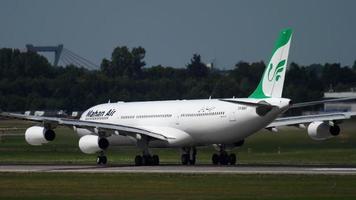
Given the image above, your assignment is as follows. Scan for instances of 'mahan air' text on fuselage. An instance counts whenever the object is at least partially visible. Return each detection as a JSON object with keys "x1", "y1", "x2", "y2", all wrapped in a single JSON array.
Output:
[{"x1": 85, "y1": 109, "x2": 116, "y2": 120}]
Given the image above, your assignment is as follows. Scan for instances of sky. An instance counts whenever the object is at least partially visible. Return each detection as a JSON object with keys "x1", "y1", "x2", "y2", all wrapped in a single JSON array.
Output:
[{"x1": 0, "y1": 0, "x2": 355, "y2": 69}]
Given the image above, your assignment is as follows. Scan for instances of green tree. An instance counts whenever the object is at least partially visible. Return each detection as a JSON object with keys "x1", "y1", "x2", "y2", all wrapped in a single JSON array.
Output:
[
  {"x1": 101, "y1": 46, "x2": 146, "y2": 78},
  {"x1": 1, "y1": 46, "x2": 356, "y2": 112},
  {"x1": 186, "y1": 54, "x2": 209, "y2": 78},
  {"x1": 352, "y1": 60, "x2": 356, "y2": 71}
]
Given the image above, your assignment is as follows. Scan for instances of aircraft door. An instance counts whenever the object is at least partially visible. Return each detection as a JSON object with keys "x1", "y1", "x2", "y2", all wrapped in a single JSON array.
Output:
[
  {"x1": 175, "y1": 114, "x2": 180, "y2": 126},
  {"x1": 229, "y1": 111, "x2": 236, "y2": 122}
]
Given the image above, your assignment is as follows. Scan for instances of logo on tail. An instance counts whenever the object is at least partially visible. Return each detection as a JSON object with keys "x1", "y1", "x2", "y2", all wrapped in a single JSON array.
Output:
[{"x1": 267, "y1": 59, "x2": 286, "y2": 82}]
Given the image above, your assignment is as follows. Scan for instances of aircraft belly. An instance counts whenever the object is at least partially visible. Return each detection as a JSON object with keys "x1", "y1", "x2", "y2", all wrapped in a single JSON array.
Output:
[{"x1": 183, "y1": 110, "x2": 278, "y2": 144}]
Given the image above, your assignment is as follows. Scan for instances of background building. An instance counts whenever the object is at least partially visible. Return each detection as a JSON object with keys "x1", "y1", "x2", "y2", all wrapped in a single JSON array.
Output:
[{"x1": 324, "y1": 89, "x2": 356, "y2": 112}]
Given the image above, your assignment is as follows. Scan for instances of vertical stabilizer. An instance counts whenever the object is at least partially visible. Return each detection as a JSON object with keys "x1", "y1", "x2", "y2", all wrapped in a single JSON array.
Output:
[{"x1": 249, "y1": 29, "x2": 293, "y2": 98}]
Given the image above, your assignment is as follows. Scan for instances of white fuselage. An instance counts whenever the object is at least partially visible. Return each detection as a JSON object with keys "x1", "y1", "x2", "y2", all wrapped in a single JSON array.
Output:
[{"x1": 78, "y1": 98, "x2": 291, "y2": 148}]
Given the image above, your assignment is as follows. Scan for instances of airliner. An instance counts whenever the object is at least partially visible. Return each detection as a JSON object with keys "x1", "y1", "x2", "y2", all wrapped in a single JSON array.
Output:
[{"x1": 2, "y1": 28, "x2": 356, "y2": 166}]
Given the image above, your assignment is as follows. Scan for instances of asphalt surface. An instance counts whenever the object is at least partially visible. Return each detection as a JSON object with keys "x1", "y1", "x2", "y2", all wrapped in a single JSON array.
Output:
[{"x1": 1, "y1": 164, "x2": 356, "y2": 175}]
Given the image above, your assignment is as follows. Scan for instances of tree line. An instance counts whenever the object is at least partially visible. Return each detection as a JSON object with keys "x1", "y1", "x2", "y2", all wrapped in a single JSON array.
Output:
[{"x1": 0, "y1": 47, "x2": 355, "y2": 112}]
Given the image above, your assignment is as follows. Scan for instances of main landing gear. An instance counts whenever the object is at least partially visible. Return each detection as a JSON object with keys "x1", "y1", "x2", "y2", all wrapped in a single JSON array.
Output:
[
  {"x1": 134, "y1": 135, "x2": 160, "y2": 166},
  {"x1": 134, "y1": 154, "x2": 160, "y2": 166},
  {"x1": 181, "y1": 147, "x2": 197, "y2": 165},
  {"x1": 212, "y1": 146, "x2": 237, "y2": 165}
]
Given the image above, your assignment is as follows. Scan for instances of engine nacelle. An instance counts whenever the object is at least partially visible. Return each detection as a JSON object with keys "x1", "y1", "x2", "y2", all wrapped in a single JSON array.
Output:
[
  {"x1": 307, "y1": 121, "x2": 340, "y2": 141},
  {"x1": 25, "y1": 126, "x2": 56, "y2": 146},
  {"x1": 78, "y1": 135, "x2": 109, "y2": 154}
]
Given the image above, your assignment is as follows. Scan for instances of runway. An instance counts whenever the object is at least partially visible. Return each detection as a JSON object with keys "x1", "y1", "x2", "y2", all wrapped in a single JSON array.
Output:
[{"x1": 1, "y1": 164, "x2": 356, "y2": 175}]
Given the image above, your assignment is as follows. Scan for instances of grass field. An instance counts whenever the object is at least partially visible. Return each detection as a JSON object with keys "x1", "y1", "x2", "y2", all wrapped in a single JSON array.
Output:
[
  {"x1": 0, "y1": 119, "x2": 355, "y2": 165},
  {"x1": 1, "y1": 173, "x2": 356, "y2": 200}
]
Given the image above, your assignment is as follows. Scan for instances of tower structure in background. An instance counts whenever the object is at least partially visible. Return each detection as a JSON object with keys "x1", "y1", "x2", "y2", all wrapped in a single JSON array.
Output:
[
  {"x1": 26, "y1": 44, "x2": 63, "y2": 66},
  {"x1": 26, "y1": 44, "x2": 98, "y2": 70}
]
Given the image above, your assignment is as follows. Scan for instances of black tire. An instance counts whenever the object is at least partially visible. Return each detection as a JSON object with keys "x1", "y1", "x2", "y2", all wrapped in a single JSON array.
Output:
[
  {"x1": 212, "y1": 153, "x2": 219, "y2": 165},
  {"x1": 101, "y1": 156, "x2": 107, "y2": 165},
  {"x1": 152, "y1": 155, "x2": 160, "y2": 166},
  {"x1": 135, "y1": 155, "x2": 143, "y2": 166},
  {"x1": 229, "y1": 153, "x2": 236, "y2": 165},
  {"x1": 181, "y1": 154, "x2": 189, "y2": 165},
  {"x1": 219, "y1": 152, "x2": 229, "y2": 165},
  {"x1": 189, "y1": 158, "x2": 196, "y2": 165},
  {"x1": 143, "y1": 155, "x2": 152, "y2": 166}
]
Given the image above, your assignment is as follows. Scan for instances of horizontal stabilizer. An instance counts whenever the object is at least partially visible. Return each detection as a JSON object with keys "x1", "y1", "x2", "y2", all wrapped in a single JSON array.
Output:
[{"x1": 219, "y1": 99, "x2": 273, "y2": 107}]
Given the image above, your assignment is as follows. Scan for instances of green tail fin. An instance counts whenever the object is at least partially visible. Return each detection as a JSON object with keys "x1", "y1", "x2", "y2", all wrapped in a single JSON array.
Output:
[{"x1": 249, "y1": 28, "x2": 293, "y2": 98}]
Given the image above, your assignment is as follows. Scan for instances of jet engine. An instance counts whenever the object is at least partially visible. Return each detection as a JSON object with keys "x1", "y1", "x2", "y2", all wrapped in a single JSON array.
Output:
[
  {"x1": 25, "y1": 126, "x2": 56, "y2": 146},
  {"x1": 307, "y1": 121, "x2": 340, "y2": 141},
  {"x1": 78, "y1": 135, "x2": 109, "y2": 154}
]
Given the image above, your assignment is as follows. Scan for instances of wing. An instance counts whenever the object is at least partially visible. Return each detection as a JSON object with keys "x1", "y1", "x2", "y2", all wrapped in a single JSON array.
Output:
[
  {"x1": 267, "y1": 112, "x2": 356, "y2": 128},
  {"x1": 0, "y1": 112, "x2": 172, "y2": 141}
]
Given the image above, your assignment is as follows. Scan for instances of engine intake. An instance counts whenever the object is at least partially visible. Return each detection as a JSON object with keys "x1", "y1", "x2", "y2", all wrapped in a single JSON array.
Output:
[
  {"x1": 79, "y1": 135, "x2": 109, "y2": 154},
  {"x1": 25, "y1": 126, "x2": 56, "y2": 146},
  {"x1": 44, "y1": 129, "x2": 56, "y2": 141},
  {"x1": 307, "y1": 121, "x2": 340, "y2": 141}
]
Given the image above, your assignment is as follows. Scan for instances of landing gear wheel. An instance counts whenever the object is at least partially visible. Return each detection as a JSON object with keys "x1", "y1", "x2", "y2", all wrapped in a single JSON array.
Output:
[
  {"x1": 219, "y1": 152, "x2": 229, "y2": 165},
  {"x1": 181, "y1": 147, "x2": 197, "y2": 165},
  {"x1": 189, "y1": 148, "x2": 197, "y2": 165},
  {"x1": 135, "y1": 154, "x2": 160, "y2": 166},
  {"x1": 229, "y1": 153, "x2": 236, "y2": 165},
  {"x1": 181, "y1": 154, "x2": 189, "y2": 165},
  {"x1": 212, "y1": 153, "x2": 219, "y2": 165},
  {"x1": 135, "y1": 155, "x2": 143, "y2": 166},
  {"x1": 211, "y1": 152, "x2": 237, "y2": 165},
  {"x1": 96, "y1": 155, "x2": 107, "y2": 165},
  {"x1": 189, "y1": 158, "x2": 196, "y2": 165},
  {"x1": 143, "y1": 155, "x2": 153, "y2": 166},
  {"x1": 96, "y1": 156, "x2": 101, "y2": 165},
  {"x1": 101, "y1": 156, "x2": 107, "y2": 165},
  {"x1": 152, "y1": 155, "x2": 160, "y2": 166}
]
